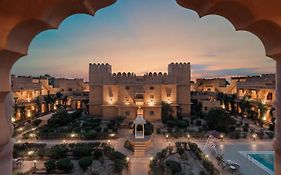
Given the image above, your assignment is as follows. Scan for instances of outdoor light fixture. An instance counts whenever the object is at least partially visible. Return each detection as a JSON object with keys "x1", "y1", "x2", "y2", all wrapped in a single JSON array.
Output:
[
  {"x1": 126, "y1": 157, "x2": 130, "y2": 162},
  {"x1": 63, "y1": 140, "x2": 66, "y2": 144},
  {"x1": 70, "y1": 133, "x2": 76, "y2": 138},
  {"x1": 28, "y1": 151, "x2": 34, "y2": 156},
  {"x1": 220, "y1": 134, "x2": 224, "y2": 142},
  {"x1": 187, "y1": 134, "x2": 190, "y2": 140},
  {"x1": 150, "y1": 156, "x2": 153, "y2": 161},
  {"x1": 109, "y1": 133, "x2": 116, "y2": 137},
  {"x1": 17, "y1": 140, "x2": 22, "y2": 143},
  {"x1": 107, "y1": 140, "x2": 111, "y2": 144},
  {"x1": 168, "y1": 141, "x2": 171, "y2": 147},
  {"x1": 253, "y1": 134, "x2": 257, "y2": 141},
  {"x1": 166, "y1": 134, "x2": 169, "y2": 140}
]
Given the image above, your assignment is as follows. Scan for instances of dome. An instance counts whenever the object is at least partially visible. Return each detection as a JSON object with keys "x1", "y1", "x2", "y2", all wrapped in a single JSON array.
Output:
[{"x1": 133, "y1": 115, "x2": 146, "y2": 125}]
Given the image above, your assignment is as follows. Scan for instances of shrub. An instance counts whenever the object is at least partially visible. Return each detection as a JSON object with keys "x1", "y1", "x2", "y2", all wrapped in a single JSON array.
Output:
[
  {"x1": 124, "y1": 140, "x2": 134, "y2": 152},
  {"x1": 202, "y1": 159, "x2": 215, "y2": 174},
  {"x1": 166, "y1": 120, "x2": 177, "y2": 128},
  {"x1": 229, "y1": 131, "x2": 240, "y2": 139},
  {"x1": 165, "y1": 160, "x2": 182, "y2": 174},
  {"x1": 113, "y1": 159, "x2": 127, "y2": 174},
  {"x1": 266, "y1": 131, "x2": 274, "y2": 139},
  {"x1": 44, "y1": 160, "x2": 56, "y2": 173},
  {"x1": 144, "y1": 122, "x2": 154, "y2": 135},
  {"x1": 79, "y1": 156, "x2": 93, "y2": 171},
  {"x1": 72, "y1": 145, "x2": 92, "y2": 159},
  {"x1": 56, "y1": 158, "x2": 73, "y2": 172},
  {"x1": 199, "y1": 171, "x2": 207, "y2": 175},
  {"x1": 31, "y1": 119, "x2": 42, "y2": 127},
  {"x1": 205, "y1": 108, "x2": 236, "y2": 133},
  {"x1": 48, "y1": 145, "x2": 68, "y2": 159},
  {"x1": 177, "y1": 120, "x2": 188, "y2": 129},
  {"x1": 93, "y1": 149, "x2": 103, "y2": 159},
  {"x1": 269, "y1": 124, "x2": 275, "y2": 131}
]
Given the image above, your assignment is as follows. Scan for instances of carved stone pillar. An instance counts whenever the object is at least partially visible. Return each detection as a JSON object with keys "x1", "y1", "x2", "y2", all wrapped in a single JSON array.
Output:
[{"x1": 273, "y1": 59, "x2": 281, "y2": 175}]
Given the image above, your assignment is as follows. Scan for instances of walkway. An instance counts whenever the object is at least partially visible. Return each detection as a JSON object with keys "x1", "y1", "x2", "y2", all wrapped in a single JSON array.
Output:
[{"x1": 129, "y1": 157, "x2": 149, "y2": 175}]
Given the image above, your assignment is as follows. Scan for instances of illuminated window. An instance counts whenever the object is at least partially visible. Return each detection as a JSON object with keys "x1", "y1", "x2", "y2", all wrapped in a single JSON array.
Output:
[{"x1": 267, "y1": 93, "x2": 273, "y2": 101}]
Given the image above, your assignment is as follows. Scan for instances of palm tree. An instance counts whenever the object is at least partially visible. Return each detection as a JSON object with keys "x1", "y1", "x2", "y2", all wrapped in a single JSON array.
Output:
[
  {"x1": 258, "y1": 101, "x2": 267, "y2": 120},
  {"x1": 44, "y1": 92, "x2": 55, "y2": 112},
  {"x1": 161, "y1": 102, "x2": 173, "y2": 124},
  {"x1": 35, "y1": 96, "x2": 41, "y2": 116},
  {"x1": 239, "y1": 97, "x2": 251, "y2": 117},
  {"x1": 229, "y1": 94, "x2": 237, "y2": 114}
]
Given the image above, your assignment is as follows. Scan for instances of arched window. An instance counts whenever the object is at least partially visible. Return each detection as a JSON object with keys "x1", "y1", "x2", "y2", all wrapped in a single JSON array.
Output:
[{"x1": 135, "y1": 94, "x2": 144, "y2": 99}]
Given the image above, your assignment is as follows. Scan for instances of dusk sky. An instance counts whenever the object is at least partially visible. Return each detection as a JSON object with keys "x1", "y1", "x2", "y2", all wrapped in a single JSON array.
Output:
[{"x1": 11, "y1": 0, "x2": 275, "y2": 81}]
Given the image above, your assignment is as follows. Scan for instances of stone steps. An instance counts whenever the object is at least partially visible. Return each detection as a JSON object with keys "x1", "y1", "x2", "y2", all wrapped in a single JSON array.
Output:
[{"x1": 134, "y1": 142, "x2": 146, "y2": 157}]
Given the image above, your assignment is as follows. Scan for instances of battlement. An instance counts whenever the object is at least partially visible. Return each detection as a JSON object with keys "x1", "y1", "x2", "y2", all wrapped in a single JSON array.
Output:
[{"x1": 89, "y1": 62, "x2": 190, "y2": 85}]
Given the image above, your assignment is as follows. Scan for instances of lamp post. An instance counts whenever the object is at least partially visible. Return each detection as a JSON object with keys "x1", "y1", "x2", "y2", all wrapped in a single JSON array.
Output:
[
  {"x1": 33, "y1": 160, "x2": 37, "y2": 169},
  {"x1": 166, "y1": 134, "x2": 169, "y2": 141},
  {"x1": 220, "y1": 134, "x2": 224, "y2": 142},
  {"x1": 187, "y1": 134, "x2": 190, "y2": 141},
  {"x1": 253, "y1": 134, "x2": 257, "y2": 142},
  {"x1": 107, "y1": 140, "x2": 111, "y2": 145}
]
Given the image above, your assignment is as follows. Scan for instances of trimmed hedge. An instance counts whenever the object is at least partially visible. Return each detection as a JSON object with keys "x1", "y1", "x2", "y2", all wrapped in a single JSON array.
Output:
[{"x1": 79, "y1": 156, "x2": 93, "y2": 171}]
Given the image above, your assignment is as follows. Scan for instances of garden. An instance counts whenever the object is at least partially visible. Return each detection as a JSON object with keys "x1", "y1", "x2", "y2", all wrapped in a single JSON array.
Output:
[
  {"x1": 23, "y1": 109, "x2": 122, "y2": 140},
  {"x1": 149, "y1": 141, "x2": 219, "y2": 175},
  {"x1": 13, "y1": 142, "x2": 128, "y2": 175}
]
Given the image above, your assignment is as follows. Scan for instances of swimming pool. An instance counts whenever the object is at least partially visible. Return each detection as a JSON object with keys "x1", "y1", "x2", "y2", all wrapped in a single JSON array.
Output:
[{"x1": 240, "y1": 151, "x2": 274, "y2": 175}]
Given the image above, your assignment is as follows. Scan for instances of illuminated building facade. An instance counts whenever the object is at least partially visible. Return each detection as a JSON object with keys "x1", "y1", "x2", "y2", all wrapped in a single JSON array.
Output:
[{"x1": 89, "y1": 62, "x2": 191, "y2": 121}]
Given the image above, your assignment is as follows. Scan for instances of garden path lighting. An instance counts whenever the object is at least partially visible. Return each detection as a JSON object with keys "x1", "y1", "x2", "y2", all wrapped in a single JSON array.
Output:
[
  {"x1": 165, "y1": 134, "x2": 169, "y2": 141},
  {"x1": 150, "y1": 156, "x2": 153, "y2": 161},
  {"x1": 33, "y1": 160, "x2": 37, "y2": 169},
  {"x1": 109, "y1": 133, "x2": 116, "y2": 137},
  {"x1": 28, "y1": 151, "x2": 34, "y2": 156},
  {"x1": 107, "y1": 140, "x2": 111, "y2": 145},
  {"x1": 253, "y1": 134, "x2": 257, "y2": 142},
  {"x1": 126, "y1": 157, "x2": 130, "y2": 162},
  {"x1": 168, "y1": 141, "x2": 171, "y2": 147},
  {"x1": 187, "y1": 134, "x2": 190, "y2": 141},
  {"x1": 70, "y1": 133, "x2": 76, "y2": 138},
  {"x1": 220, "y1": 134, "x2": 224, "y2": 142}
]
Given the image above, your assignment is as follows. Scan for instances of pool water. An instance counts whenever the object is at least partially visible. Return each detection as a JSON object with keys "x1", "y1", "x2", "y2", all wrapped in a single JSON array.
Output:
[{"x1": 248, "y1": 152, "x2": 274, "y2": 174}]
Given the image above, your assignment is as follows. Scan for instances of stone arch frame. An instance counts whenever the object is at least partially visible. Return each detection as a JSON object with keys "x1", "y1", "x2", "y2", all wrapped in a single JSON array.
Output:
[{"x1": 0, "y1": 0, "x2": 281, "y2": 174}]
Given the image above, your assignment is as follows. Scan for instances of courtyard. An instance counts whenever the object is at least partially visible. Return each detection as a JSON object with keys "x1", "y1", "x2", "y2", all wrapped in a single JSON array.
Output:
[{"x1": 12, "y1": 110, "x2": 274, "y2": 175}]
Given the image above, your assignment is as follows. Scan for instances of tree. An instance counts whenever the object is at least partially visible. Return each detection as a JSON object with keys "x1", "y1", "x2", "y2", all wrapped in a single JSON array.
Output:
[
  {"x1": 161, "y1": 102, "x2": 173, "y2": 124},
  {"x1": 229, "y1": 94, "x2": 237, "y2": 114},
  {"x1": 258, "y1": 101, "x2": 267, "y2": 120},
  {"x1": 239, "y1": 97, "x2": 251, "y2": 116},
  {"x1": 205, "y1": 108, "x2": 236, "y2": 133},
  {"x1": 48, "y1": 145, "x2": 68, "y2": 159},
  {"x1": 44, "y1": 160, "x2": 56, "y2": 173},
  {"x1": 44, "y1": 92, "x2": 55, "y2": 112},
  {"x1": 56, "y1": 158, "x2": 73, "y2": 172},
  {"x1": 79, "y1": 156, "x2": 93, "y2": 171},
  {"x1": 19, "y1": 106, "x2": 26, "y2": 120},
  {"x1": 35, "y1": 96, "x2": 41, "y2": 116}
]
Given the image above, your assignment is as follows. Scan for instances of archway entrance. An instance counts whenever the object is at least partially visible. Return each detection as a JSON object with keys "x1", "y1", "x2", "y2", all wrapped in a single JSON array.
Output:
[{"x1": 0, "y1": 1, "x2": 281, "y2": 175}]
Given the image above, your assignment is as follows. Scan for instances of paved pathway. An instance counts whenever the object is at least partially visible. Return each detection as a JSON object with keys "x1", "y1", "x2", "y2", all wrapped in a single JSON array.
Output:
[{"x1": 129, "y1": 157, "x2": 149, "y2": 175}]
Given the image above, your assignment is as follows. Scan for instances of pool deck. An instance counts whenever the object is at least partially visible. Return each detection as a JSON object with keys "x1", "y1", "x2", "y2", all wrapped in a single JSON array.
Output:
[{"x1": 196, "y1": 139, "x2": 273, "y2": 175}]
